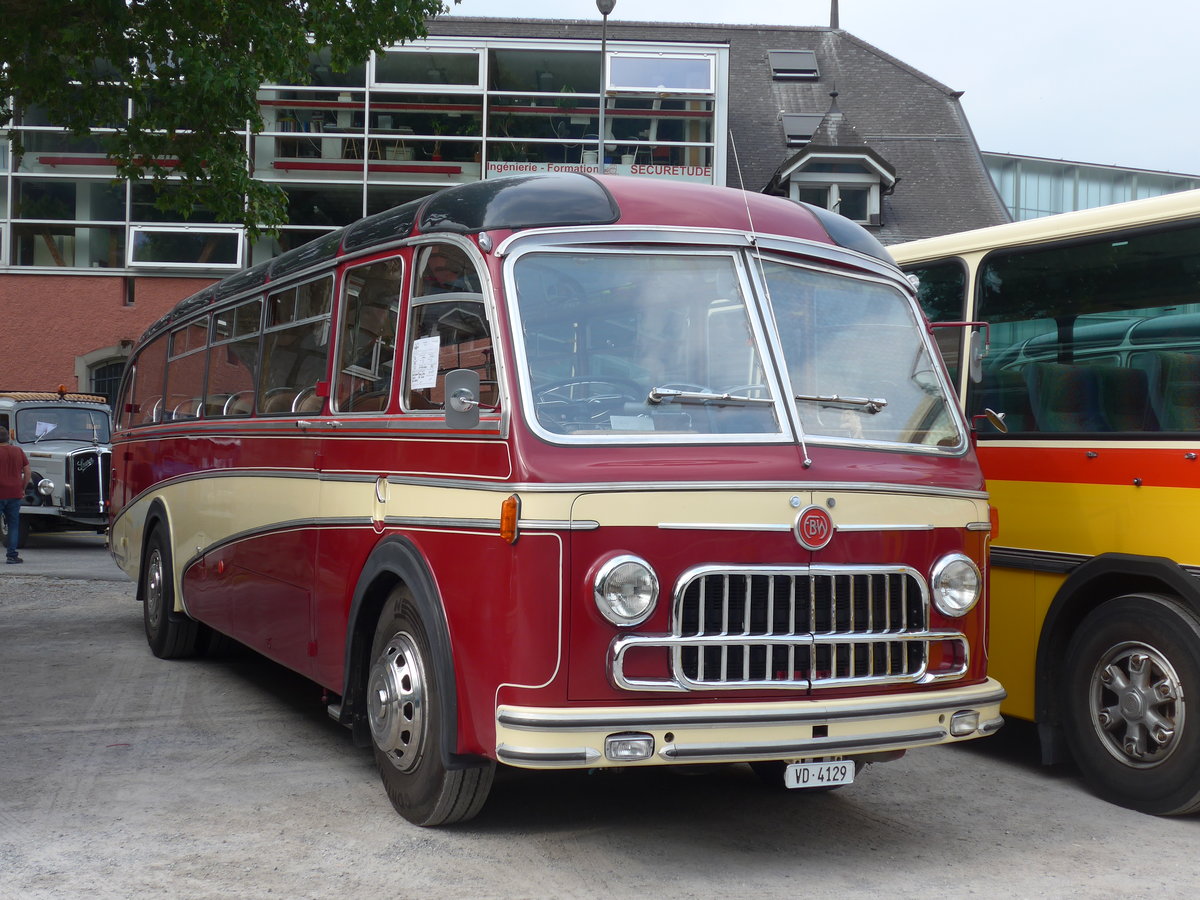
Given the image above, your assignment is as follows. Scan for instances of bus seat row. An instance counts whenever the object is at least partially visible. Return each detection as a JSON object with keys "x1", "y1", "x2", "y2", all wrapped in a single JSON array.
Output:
[{"x1": 977, "y1": 351, "x2": 1200, "y2": 433}]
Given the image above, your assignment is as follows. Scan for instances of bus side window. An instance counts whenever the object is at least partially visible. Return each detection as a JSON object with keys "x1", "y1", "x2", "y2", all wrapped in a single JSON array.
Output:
[
  {"x1": 404, "y1": 245, "x2": 494, "y2": 412},
  {"x1": 128, "y1": 335, "x2": 168, "y2": 426},
  {"x1": 258, "y1": 277, "x2": 333, "y2": 415},
  {"x1": 335, "y1": 258, "x2": 403, "y2": 414}
]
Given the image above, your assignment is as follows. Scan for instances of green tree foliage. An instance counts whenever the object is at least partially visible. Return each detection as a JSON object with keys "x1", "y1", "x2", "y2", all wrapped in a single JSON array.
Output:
[{"x1": 0, "y1": 0, "x2": 449, "y2": 236}]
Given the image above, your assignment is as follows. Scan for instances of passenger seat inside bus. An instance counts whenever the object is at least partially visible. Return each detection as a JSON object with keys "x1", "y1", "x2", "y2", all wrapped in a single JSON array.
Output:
[
  {"x1": 1141, "y1": 351, "x2": 1200, "y2": 431},
  {"x1": 1024, "y1": 362, "x2": 1104, "y2": 432}
]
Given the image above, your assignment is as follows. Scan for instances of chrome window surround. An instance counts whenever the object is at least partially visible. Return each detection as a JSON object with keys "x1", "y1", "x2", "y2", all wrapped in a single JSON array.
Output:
[
  {"x1": 610, "y1": 563, "x2": 969, "y2": 692},
  {"x1": 500, "y1": 227, "x2": 968, "y2": 453}
]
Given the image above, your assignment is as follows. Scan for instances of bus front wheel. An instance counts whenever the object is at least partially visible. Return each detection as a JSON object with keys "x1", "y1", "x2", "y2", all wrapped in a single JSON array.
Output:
[
  {"x1": 141, "y1": 527, "x2": 199, "y2": 659},
  {"x1": 367, "y1": 586, "x2": 494, "y2": 825},
  {"x1": 1062, "y1": 593, "x2": 1200, "y2": 815}
]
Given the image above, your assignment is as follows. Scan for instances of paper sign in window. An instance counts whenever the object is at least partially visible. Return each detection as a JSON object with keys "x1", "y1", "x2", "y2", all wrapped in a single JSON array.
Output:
[{"x1": 410, "y1": 336, "x2": 441, "y2": 390}]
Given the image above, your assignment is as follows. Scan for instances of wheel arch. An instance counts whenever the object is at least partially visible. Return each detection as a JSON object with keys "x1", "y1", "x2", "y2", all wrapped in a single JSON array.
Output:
[
  {"x1": 136, "y1": 498, "x2": 171, "y2": 604},
  {"x1": 1035, "y1": 552, "x2": 1200, "y2": 762},
  {"x1": 339, "y1": 534, "x2": 484, "y2": 771}
]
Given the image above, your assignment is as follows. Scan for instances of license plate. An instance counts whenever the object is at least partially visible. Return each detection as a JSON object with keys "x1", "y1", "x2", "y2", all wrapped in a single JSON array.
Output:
[{"x1": 784, "y1": 760, "x2": 854, "y2": 789}]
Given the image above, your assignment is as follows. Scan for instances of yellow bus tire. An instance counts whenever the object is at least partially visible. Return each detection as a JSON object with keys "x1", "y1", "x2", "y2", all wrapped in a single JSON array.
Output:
[{"x1": 1062, "y1": 593, "x2": 1200, "y2": 815}]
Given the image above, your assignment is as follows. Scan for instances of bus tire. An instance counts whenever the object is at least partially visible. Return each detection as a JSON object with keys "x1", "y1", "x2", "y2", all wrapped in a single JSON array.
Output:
[
  {"x1": 1062, "y1": 593, "x2": 1200, "y2": 815},
  {"x1": 367, "y1": 586, "x2": 494, "y2": 826},
  {"x1": 142, "y1": 527, "x2": 199, "y2": 659}
]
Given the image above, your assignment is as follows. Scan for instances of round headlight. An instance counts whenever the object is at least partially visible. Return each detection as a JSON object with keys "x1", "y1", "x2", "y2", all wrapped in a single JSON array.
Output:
[
  {"x1": 593, "y1": 555, "x2": 659, "y2": 626},
  {"x1": 37, "y1": 478, "x2": 55, "y2": 497},
  {"x1": 931, "y1": 554, "x2": 982, "y2": 617}
]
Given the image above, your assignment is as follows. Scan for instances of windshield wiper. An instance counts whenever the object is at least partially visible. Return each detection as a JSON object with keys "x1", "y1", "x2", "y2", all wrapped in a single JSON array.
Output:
[
  {"x1": 647, "y1": 387, "x2": 774, "y2": 407},
  {"x1": 794, "y1": 393, "x2": 888, "y2": 414}
]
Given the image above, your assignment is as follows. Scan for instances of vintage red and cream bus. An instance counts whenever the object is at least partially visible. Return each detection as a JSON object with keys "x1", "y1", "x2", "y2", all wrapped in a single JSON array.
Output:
[
  {"x1": 893, "y1": 189, "x2": 1200, "y2": 815},
  {"x1": 110, "y1": 173, "x2": 1003, "y2": 825}
]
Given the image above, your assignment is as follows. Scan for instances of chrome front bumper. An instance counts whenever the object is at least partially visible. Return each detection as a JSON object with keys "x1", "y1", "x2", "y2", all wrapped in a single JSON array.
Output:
[{"x1": 495, "y1": 677, "x2": 1005, "y2": 768}]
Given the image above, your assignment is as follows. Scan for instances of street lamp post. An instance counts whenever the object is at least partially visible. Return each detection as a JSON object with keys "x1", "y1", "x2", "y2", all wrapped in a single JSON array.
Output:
[{"x1": 596, "y1": 0, "x2": 615, "y2": 170}]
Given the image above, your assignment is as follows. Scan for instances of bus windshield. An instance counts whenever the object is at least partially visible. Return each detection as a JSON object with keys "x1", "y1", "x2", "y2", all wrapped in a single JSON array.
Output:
[
  {"x1": 763, "y1": 260, "x2": 962, "y2": 448},
  {"x1": 16, "y1": 406, "x2": 111, "y2": 443},
  {"x1": 512, "y1": 250, "x2": 780, "y2": 438}
]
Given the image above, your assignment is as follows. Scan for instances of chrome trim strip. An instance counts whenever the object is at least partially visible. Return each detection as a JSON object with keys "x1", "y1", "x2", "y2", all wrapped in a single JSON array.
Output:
[
  {"x1": 495, "y1": 745, "x2": 601, "y2": 766},
  {"x1": 611, "y1": 631, "x2": 969, "y2": 692},
  {"x1": 383, "y1": 516, "x2": 597, "y2": 532},
  {"x1": 990, "y1": 546, "x2": 1086, "y2": 574},
  {"x1": 835, "y1": 524, "x2": 936, "y2": 532},
  {"x1": 384, "y1": 516, "x2": 499, "y2": 531},
  {"x1": 383, "y1": 475, "x2": 990, "y2": 500},
  {"x1": 659, "y1": 728, "x2": 948, "y2": 761},
  {"x1": 966, "y1": 521, "x2": 992, "y2": 532},
  {"x1": 659, "y1": 522, "x2": 791, "y2": 532},
  {"x1": 519, "y1": 519, "x2": 600, "y2": 531},
  {"x1": 991, "y1": 546, "x2": 1200, "y2": 578}
]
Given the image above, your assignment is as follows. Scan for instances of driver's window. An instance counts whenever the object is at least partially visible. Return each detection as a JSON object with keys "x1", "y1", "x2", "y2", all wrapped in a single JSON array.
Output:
[{"x1": 404, "y1": 244, "x2": 494, "y2": 411}]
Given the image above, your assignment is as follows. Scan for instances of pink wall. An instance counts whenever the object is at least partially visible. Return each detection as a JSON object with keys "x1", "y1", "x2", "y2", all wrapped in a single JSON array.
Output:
[{"x1": 0, "y1": 273, "x2": 215, "y2": 391}]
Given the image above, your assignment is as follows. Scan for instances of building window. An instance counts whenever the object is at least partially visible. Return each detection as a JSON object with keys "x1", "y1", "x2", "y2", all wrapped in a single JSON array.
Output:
[
  {"x1": 781, "y1": 113, "x2": 824, "y2": 146},
  {"x1": 91, "y1": 360, "x2": 125, "y2": 406},
  {"x1": 799, "y1": 185, "x2": 871, "y2": 221},
  {"x1": 608, "y1": 54, "x2": 714, "y2": 94},
  {"x1": 768, "y1": 50, "x2": 819, "y2": 80},
  {"x1": 373, "y1": 48, "x2": 483, "y2": 90},
  {"x1": 129, "y1": 225, "x2": 244, "y2": 269}
]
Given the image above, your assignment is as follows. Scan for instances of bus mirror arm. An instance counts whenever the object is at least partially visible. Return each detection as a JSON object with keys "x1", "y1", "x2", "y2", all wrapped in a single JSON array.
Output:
[
  {"x1": 972, "y1": 409, "x2": 1008, "y2": 435},
  {"x1": 445, "y1": 368, "x2": 481, "y2": 429}
]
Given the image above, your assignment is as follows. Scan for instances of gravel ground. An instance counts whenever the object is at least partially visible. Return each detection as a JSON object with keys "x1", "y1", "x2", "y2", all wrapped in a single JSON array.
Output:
[{"x1": 2, "y1": 544, "x2": 1198, "y2": 899}]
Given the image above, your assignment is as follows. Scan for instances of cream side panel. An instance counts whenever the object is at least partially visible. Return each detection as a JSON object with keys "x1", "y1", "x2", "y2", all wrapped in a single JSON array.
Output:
[{"x1": 572, "y1": 489, "x2": 988, "y2": 529}]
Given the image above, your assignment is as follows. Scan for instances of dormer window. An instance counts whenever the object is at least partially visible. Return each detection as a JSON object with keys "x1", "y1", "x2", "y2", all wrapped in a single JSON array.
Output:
[
  {"x1": 784, "y1": 155, "x2": 895, "y2": 226},
  {"x1": 769, "y1": 50, "x2": 819, "y2": 80},
  {"x1": 781, "y1": 113, "x2": 824, "y2": 146}
]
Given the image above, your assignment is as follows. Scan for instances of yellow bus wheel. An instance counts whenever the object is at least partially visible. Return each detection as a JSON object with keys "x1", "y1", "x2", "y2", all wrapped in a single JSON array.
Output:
[{"x1": 1062, "y1": 593, "x2": 1200, "y2": 815}]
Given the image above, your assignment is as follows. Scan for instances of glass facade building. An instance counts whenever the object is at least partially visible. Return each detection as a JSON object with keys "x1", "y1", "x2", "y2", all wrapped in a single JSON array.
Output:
[
  {"x1": 984, "y1": 152, "x2": 1200, "y2": 221},
  {"x1": 4, "y1": 36, "x2": 727, "y2": 274}
]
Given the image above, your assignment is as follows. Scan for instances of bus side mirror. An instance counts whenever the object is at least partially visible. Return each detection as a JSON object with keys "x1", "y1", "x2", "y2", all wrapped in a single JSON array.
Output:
[
  {"x1": 973, "y1": 408, "x2": 1009, "y2": 434},
  {"x1": 968, "y1": 330, "x2": 986, "y2": 383},
  {"x1": 444, "y1": 368, "x2": 481, "y2": 429}
]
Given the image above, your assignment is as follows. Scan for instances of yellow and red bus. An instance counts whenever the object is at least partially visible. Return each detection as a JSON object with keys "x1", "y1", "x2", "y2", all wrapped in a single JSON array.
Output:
[
  {"x1": 109, "y1": 173, "x2": 1003, "y2": 825},
  {"x1": 893, "y1": 189, "x2": 1200, "y2": 815}
]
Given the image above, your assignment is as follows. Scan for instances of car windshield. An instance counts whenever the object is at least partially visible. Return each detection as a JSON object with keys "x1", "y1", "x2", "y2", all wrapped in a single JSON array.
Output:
[
  {"x1": 15, "y1": 406, "x2": 112, "y2": 443},
  {"x1": 763, "y1": 259, "x2": 963, "y2": 448},
  {"x1": 512, "y1": 250, "x2": 781, "y2": 438}
]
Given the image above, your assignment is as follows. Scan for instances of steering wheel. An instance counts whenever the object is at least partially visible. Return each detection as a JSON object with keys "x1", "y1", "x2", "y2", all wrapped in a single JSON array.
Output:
[
  {"x1": 534, "y1": 377, "x2": 643, "y2": 430},
  {"x1": 535, "y1": 377, "x2": 643, "y2": 405}
]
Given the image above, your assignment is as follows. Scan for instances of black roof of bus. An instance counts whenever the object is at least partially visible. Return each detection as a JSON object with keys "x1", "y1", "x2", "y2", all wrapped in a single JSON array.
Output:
[{"x1": 147, "y1": 173, "x2": 891, "y2": 341}]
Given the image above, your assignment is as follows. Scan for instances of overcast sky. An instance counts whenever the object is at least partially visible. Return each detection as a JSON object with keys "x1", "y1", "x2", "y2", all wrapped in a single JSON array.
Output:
[{"x1": 451, "y1": 0, "x2": 1200, "y2": 176}]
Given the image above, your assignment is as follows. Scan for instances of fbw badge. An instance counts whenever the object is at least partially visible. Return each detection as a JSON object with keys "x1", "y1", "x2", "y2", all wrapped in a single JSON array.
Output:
[{"x1": 794, "y1": 505, "x2": 834, "y2": 550}]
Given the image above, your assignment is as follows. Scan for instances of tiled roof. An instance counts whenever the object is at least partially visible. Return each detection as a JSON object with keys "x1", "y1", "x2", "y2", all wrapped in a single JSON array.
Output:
[{"x1": 426, "y1": 17, "x2": 1011, "y2": 242}]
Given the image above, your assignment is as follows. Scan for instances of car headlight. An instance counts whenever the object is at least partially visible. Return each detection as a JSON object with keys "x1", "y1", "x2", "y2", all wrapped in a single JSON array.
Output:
[
  {"x1": 930, "y1": 554, "x2": 982, "y2": 617},
  {"x1": 593, "y1": 554, "x2": 659, "y2": 626},
  {"x1": 37, "y1": 478, "x2": 55, "y2": 497}
]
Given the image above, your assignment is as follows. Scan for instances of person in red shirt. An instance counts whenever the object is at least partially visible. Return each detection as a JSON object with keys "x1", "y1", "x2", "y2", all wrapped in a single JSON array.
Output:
[{"x1": 0, "y1": 425, "x2": 31, "y2": 564}]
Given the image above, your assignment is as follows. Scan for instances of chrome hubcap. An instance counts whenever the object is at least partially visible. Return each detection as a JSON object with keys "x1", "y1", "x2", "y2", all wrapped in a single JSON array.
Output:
[
  {"x1": 145, "y1": 548, "x2": 164, "y2": 631},
  {"x1": 367, "y1": 633, "x2": 425, "y2": 772},
  {"x1": 1090, "y1": 642, "x2": 1184, "y2": 767}
]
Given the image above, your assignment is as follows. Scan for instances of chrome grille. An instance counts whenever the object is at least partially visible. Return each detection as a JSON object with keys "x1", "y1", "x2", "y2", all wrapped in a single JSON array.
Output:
[
  {"x1": 609, "y1": 564, "x2": 971, "y2": 692},
  {"x1": 68, "y1": 448, "x2": 110, "y2": 515},
  {"x1": 675, "y1": 567, "x2": 928, "y2": 688}
]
